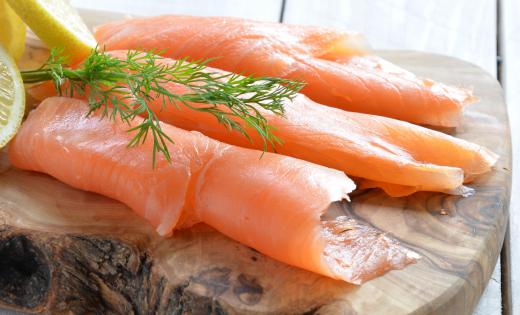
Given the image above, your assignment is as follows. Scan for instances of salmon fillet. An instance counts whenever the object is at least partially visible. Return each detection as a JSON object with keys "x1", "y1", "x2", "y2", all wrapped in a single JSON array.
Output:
[
  {"x1": 28, "y1": 52, "x2": 498, "y2": 196},
  {"x1": 9, "y1": 96, "x2": 419, "y2": 284},
  {"x1": 94, "y1": 15, "x2": 474, "y2": 127}
]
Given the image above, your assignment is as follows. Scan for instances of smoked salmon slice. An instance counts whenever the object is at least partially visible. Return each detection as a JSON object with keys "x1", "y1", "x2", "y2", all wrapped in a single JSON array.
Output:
[
  {"x1": 28, "y1": 52, "x2": 498, "y2": 197},
  {"x1": 9, "y1": 96, "x2": 419, "y2": 284},
  {"x1": 94, "y1": 15, "x2": 474, "y2": 127}
]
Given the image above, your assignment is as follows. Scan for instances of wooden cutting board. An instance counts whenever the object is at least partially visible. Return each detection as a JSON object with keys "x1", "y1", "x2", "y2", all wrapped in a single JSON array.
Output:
[{"x1": 0, "y1": 10, "x2": 512, "y2": 315}]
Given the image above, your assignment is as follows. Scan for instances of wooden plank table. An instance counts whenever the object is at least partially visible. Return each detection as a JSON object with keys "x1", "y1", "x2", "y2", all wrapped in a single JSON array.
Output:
[
  {"x1": 1, "y1": 0, "x2": 511, "y2": 314},
  {"x1": 500, "y1": 0, "x2": 518, "y2": 314}
]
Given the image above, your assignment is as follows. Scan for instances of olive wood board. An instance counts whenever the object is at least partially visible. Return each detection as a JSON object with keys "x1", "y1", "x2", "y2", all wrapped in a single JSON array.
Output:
[{"x1": 0, "y1": 9, "x2": 512, "y2": 315}]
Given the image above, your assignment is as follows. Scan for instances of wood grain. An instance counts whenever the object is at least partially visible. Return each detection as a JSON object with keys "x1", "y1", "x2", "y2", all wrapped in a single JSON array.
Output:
[
  {"x1": 500, "y1": 0, "x2": 519, "y2": 314},
  {"x1": 0, "y1": 38, "x2": 511, "y2": 315}
]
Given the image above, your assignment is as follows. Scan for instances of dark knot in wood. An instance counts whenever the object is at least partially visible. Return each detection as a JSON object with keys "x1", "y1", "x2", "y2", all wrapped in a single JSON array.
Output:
[{"x1": 0, "y1": 234, "x2": 50, "y2": 309}]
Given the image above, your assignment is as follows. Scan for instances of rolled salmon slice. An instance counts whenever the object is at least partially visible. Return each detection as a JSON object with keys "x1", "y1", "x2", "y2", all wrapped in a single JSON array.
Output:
[
  {"x1": 94, "y1": 15, "x2": 474, "y2": 127},
  {"x1": 8, "y1": 97, "x2": 418, "y2": 284},
  {"x1": 28, "y1": 52, "x2": 498, "y2": 196}
]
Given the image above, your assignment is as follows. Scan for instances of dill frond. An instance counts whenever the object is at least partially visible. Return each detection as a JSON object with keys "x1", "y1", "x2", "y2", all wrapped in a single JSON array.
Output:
[{"x1": 21, "y1": 47, "x2": 304, "y2": 167}]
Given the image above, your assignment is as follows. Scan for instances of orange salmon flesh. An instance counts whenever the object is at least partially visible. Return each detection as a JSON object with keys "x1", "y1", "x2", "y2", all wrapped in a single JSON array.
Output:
[
  {"x1": 9, "y1": 97, "x2": 419, "y2": 284},
  {"x1": 29, "y1": 52, "x2": 498, "y2": 197},
  {"x1": 94, "y1": 15, "x2": 475, "y2": 127}
]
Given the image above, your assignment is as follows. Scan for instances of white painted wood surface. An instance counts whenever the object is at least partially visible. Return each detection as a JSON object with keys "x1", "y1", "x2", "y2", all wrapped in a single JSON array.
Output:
[
  {"x1": 1, "y1": 1, "x2": 508, "y2": 314},
  {"x1": 70, "y1": 0, "x2": 283, "y2": 21},
  {"x1": 501, "y1": 0, "x2": 519, "y2": 314},
  {"x1": 283, "y1": 0, "x2": 497, "y2": 76}
]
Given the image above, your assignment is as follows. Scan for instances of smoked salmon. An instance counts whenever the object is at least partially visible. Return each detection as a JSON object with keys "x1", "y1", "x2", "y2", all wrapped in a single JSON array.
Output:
[
  {"x1": 9, "y1": 96, "x2": 419, "y2": 284},
  {"x1": 94, "y1": 15, "x2": 474, "y2": 127},
  {"x1": 28, "y1": 51, "x2": 498, "y2": 196}
]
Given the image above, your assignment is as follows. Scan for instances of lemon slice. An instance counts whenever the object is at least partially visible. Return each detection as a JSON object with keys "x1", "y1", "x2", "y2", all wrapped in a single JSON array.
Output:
[
  {"x1": 0, "y1": 44, "x2": 25, "y2": 148},
  {"x1": 6, "y1": 0, "x2": 96, "y2": 62},
  {"x1": 0, "y1": 0, "x2": 26, "y2": 61}
]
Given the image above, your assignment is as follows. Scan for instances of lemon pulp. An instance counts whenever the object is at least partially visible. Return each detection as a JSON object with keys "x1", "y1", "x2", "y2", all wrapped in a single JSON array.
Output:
[{"x1": 0, "y1": 44, "x2": 25, "y2": 147}]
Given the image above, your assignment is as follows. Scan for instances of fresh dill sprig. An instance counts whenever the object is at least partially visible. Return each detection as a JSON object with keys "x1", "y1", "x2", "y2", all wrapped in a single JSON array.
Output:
[{"x1": 21, "y1": 47, "x2": 304, "y2": 167}]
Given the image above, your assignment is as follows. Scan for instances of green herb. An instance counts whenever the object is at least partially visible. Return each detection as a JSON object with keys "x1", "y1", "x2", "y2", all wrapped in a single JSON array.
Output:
[{"x1": 21, "y1": 47, "x2": 304, "y2": 166}]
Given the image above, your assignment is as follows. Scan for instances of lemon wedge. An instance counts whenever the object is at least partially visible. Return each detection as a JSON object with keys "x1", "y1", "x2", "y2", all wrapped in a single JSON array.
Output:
[
  {"x1": 0, "y1": 44, "x2": 25, "y2": 148},
  {"x1": 6, "y1": 0, "x2": 96, "y2": 62},
  {"x1": 0, "y1": 0, "x2": 26, "y2": 61}
]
